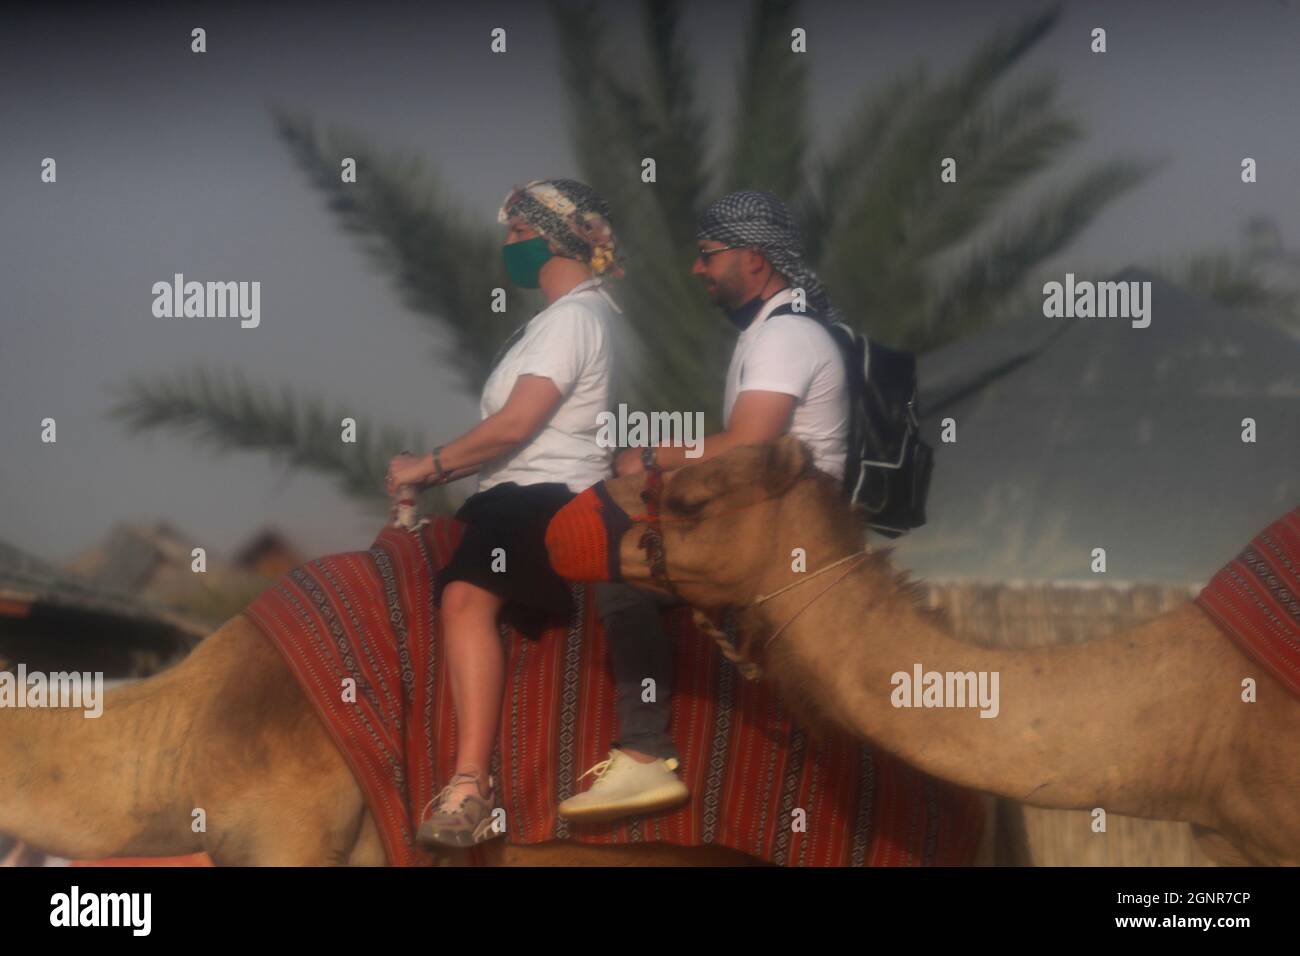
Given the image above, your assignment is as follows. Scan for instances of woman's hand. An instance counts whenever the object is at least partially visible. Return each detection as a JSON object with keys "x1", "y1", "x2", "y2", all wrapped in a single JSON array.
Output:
[
  {"x1": 386, "y1": 452, "x2": 435, "y2": 497},
  {"x1": 613, "y1": 447, "x2": 645, "y2": 478}
]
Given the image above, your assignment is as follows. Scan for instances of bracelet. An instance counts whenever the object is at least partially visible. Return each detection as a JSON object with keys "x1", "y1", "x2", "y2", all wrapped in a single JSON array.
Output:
[{"x1": 431, "y1": 445, "x2": 446, "y2": 483}]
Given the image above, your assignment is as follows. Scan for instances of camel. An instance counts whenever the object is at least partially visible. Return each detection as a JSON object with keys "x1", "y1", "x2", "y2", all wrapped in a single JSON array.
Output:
[
  {"x1": 0, "y1": 614, "x2": 777, "y2": 866},
  {"x1": 544, "y1": 436, "x2": 1300, "y2": 866}
]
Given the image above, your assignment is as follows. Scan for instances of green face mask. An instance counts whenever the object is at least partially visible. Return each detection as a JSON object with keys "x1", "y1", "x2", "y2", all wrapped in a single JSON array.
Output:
[{"x1": 502, "y1": 236, "x2": 554, "y2": 288}]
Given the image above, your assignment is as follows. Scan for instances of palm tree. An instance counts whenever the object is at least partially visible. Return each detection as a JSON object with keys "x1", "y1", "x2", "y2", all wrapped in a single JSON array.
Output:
[{"x1": 109, "y1": 0, "x2": 1151, "y2": 518}]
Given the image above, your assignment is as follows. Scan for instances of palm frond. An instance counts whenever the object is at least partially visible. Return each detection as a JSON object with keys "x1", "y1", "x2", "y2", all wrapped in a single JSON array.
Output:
[
  {"x1": 640, "y1": 0, "x2": 711, "y2": 249},
  {"x1": 821, "y1": 5, "x2": 1064, "y2": 310},
  {"x1": 546, "y1": 1, "x2": 669, "y2": 248},
  {"x1": 725, "y1": 0, "x2": 808, "y2": 197},
  {"x1": 549, "y1": 0, "x2": 729, "y2": 420},
  {"x1": 270, "y1": 104, "x2": 528, "y2": 393},
  {"x1": 919, "y1": 157, "x2": 1156, "y2": 350},
  {"x1": 105, "y1": 366, "x2": 449, "y2": 512},
  {"x1": 904, "y1": 75, "x2": 1080, "y2": 258},
  {"x1": 798, "y1": 65, "x2": 927, "y2": 266}
]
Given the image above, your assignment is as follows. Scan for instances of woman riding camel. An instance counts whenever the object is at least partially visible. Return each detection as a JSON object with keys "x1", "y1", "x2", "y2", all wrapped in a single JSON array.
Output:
[{"x1": 384, "y1": 178, "x2": 623, "y2": 847}]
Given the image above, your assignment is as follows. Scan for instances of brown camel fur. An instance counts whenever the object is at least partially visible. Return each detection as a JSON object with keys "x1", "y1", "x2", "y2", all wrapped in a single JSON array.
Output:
[
  {"x1": 571, "y1": 436, "x2": 1300, "y2": 866},
  {"x1": 0, "y1": 618, "x2": 769, "y2": 866}
]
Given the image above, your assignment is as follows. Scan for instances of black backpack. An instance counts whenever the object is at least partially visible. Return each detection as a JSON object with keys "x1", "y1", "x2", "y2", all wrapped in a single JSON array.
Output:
[{"x1": 768, "y1": 303, "x2": 933, "y2": 538}]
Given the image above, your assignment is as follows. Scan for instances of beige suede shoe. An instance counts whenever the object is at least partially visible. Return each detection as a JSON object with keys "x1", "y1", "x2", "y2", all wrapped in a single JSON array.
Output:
[{"x1": 558, "y1": 749, "x2": 689, "y2": 824}]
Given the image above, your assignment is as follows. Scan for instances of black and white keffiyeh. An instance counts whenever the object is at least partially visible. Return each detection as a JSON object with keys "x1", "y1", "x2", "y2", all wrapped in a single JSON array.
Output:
[{"x1": 696, "y1": 190, "x2": 840, "y2": 320}]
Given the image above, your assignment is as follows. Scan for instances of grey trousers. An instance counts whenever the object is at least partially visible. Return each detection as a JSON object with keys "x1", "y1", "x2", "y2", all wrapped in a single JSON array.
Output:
[{"x1": 592, "y1": 582, "x2": 682, "y2": 762}]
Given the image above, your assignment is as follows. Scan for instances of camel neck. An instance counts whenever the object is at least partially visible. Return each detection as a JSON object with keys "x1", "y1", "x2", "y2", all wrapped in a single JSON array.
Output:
[
  {"x1": 744, "y1": 487, "x2": 1232, "y2": 825},
  {"x1": 0, "y1": 668, "x2": 198, "y2": 859}
]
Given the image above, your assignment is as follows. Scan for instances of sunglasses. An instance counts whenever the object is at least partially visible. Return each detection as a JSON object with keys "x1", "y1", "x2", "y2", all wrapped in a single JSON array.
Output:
[{"x1": 696, "y1": 244, "x2": 741, "y2": 262}]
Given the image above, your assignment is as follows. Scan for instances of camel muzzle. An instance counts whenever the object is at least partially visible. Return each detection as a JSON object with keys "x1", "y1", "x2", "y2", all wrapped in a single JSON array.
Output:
[{"x1": 545, "y1": 482, "x2": 632, "y2": 583}]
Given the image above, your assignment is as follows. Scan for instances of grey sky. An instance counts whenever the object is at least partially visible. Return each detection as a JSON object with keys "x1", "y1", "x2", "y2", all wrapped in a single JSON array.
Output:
[{"x1": 2, "y1": 0, "x2": 1298, "y2": 569}]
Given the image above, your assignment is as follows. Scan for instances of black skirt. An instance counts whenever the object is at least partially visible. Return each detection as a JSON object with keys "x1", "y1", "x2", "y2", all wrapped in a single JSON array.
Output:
[{"x1": 434, "y1": 481, "x2": 577, "y2": 639}]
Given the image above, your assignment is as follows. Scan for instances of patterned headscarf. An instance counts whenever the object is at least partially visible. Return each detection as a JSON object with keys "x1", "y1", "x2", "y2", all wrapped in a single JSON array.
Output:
[
  {"x1": 696, "y1": 190, "x2": 839, "y2": 321},
  {"x1": 498, "y1": 178, "x2": 624, "y2": 279}
]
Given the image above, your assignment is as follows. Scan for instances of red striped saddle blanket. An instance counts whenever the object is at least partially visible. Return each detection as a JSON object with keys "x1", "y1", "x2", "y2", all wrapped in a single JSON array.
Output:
[
  {"x1": 241, "y1": 517, "x2": 983, "y2": 866},
  {"x1": 1196, "y1": 506, "x2": 1300, "y2": 697}
]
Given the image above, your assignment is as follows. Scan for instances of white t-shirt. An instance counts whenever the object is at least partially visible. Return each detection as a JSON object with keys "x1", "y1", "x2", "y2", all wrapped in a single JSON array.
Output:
[
  {"x1": 723, "y1": 287, "x2": 850, "y2": 480},
  {"x1": 477, "y1": 278, "x2": 619, "y2": 494}
]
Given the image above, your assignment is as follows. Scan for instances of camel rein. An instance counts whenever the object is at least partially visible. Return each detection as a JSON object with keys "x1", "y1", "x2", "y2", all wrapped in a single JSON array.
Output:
[{"x1": 633, "y1": 463, "x2": 870, "y2": 680}]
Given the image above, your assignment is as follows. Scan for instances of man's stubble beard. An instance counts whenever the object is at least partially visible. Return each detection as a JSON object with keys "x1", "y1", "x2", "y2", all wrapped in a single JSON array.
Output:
[{"x1": 702, "y1": 264, "x2": 746, "y2": 310}]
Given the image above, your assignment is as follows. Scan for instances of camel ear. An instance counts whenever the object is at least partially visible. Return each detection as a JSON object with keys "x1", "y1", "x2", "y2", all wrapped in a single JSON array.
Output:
[{"x1": 761, "y1": 435, "x2": 814, "y2": 498}]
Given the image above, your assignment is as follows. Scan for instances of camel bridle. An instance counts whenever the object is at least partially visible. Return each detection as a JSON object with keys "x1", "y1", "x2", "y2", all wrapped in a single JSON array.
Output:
[
  {"x1": 631, "y1": 463, "x2": 871, "y2": 679},
  {"x1": 634, "y1": 463, "x2": 673, "y2": 593}
]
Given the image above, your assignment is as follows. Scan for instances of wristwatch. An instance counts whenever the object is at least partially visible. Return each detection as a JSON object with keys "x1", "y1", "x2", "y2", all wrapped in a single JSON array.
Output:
[
  {"x1": 640, "y1": 446, "x2": 658, "y2": 470},
  {"x1": 431, "y1": 445, "x2": 446, "y2": 483}
]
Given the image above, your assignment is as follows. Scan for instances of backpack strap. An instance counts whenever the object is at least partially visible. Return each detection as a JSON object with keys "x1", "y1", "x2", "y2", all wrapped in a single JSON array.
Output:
[
  {"x1": 769, "y1": 302, "x2": 931, "y2": 535},
  {"x1": 767, "y1": 301, "x2": 823, "y2": 323}
]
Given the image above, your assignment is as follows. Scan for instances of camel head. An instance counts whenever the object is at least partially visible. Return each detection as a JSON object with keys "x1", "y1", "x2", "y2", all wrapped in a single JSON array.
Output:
[{"x1": 546, "y1": 436, "x2": 859, "y2": 608}]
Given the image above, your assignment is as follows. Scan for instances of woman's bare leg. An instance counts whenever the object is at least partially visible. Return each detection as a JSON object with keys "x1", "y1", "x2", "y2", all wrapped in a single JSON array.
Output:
[{"x1": 440, "y1": 581, "x2": 506, "y2": 799}]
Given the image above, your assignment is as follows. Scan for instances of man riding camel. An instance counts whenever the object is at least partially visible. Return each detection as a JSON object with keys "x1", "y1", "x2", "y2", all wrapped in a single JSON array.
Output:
[{"x1": 559, "y1": 190, "x2": 851, "y2": 822}]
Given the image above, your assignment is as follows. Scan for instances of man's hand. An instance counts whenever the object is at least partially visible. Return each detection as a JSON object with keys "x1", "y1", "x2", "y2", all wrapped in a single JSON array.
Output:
[{"x1": 614, "y1": 447, "x2": 645, "y2": 477}]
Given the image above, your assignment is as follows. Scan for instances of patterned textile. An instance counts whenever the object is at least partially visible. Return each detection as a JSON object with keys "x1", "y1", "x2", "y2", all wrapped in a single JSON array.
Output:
[
  {"x1": 1195, "y1": 506, "x2": 1300, "y2": 697},
  {"x1": 498, "y1": 179, "x2": 624, "y2": 278},
  {"x1": 241, "y1": 517, "x2": 983, "y2": 866},
  {"x1": 696, "y1": 189, "x2": 839, "y2": 320}
]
